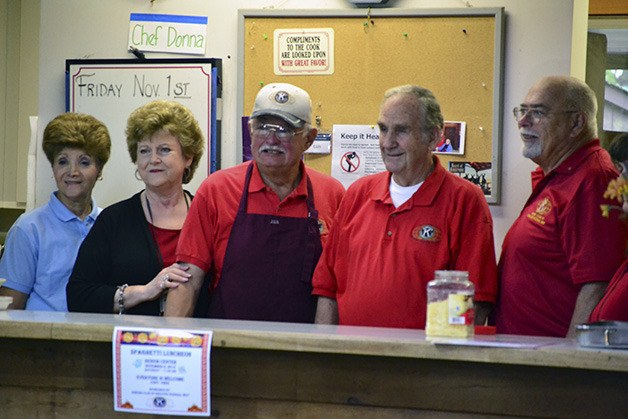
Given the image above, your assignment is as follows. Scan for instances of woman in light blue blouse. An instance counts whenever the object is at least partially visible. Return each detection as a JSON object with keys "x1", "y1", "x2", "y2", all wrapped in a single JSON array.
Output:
[{"x1": 0, "y1": 113, "x2": 111, "y2": 310}]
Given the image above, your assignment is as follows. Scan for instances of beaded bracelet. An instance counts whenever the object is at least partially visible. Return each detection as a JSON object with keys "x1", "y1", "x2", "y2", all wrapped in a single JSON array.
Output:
[{"x1": 117, "y1": 284, "x2": 128, "y2": 315}]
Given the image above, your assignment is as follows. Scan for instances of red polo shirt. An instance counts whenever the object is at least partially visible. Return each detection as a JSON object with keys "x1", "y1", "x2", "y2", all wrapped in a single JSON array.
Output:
[
  {"x1": 590, "y1": 261, "x2": 628, "y2": 322},
  {"x1": 176, "y1": 161, "x2": 345, "y2": 285},
  {"x1": 496, "y1": 140, "x2": 625, "y2": 337},
  {"x1": 312, "y1": 157, "x2": 498, "y2": 329}
]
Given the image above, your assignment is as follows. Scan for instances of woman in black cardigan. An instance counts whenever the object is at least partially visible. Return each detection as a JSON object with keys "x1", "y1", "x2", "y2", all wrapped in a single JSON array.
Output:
[{"x1": 67, "y1": 100, "x2": 205, "y2": 316}]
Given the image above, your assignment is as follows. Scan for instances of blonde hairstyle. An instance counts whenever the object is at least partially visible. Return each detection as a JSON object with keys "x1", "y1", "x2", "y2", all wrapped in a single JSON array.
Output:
[
  {"x1": 42, "y1": 113, "x2": 111, "y2": 169},
  {"x1": 125, "y1": 100, "x2": 205, "y2": 184}
]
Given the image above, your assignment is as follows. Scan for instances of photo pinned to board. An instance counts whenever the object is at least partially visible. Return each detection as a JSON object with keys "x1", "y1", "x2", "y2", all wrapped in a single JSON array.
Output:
[
  {"x1": 449, "y1": 161, "x2": 492, "y2": 196},
  {"x1": 434, "y1": 121, "x2": 466, "y2": 155}
]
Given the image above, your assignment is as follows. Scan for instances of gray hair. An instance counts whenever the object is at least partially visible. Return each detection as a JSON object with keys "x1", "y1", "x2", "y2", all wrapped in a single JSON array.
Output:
[
  {"x1": 539, "y1": 76, "x2": 598, "y2": 136},
  {"x1": 383, "y1": 85, "x2": 444, "y2": 134}
]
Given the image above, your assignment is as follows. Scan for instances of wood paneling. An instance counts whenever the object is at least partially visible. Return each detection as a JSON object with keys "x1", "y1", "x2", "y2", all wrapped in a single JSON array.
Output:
[
  {"x1": 589, "y1": 0, "x2": 628, "y2": 15},
  {"x1": 1, "y1": 337, "x2": 627, "y2": 418}
]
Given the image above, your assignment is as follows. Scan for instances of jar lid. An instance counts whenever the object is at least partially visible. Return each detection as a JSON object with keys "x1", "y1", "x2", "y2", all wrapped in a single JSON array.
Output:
[{"x1": 434, "y1": 270, "x2": 469, "y2": 279}]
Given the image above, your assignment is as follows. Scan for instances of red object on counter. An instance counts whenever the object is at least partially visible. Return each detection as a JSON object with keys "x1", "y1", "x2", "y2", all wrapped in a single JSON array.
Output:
[{"x1": 474, "y1": 325, "x2": 497, "y2": 335}]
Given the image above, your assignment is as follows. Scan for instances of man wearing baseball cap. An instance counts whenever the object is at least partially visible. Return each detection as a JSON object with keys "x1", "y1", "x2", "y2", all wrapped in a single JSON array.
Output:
[{"x1": 165, "y1": 83, "x2": 345, "y2": 322}]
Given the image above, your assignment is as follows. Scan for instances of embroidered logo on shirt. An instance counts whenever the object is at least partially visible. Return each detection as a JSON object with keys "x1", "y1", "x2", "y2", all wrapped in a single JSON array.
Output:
[
  {"x1": 412, "y1": 225, "x2": 441, "y2": 242},
  {"x1": 527, "y1": 197, "x2": 552, "y2": 225},
  {"x1": 318, "y1": 219, "x2": 328, "y2": 235}
]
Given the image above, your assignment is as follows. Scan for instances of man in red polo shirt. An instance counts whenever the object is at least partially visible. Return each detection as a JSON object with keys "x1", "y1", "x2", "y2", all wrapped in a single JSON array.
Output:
[
  {"x1": 164, "y1": 83, "x2": 345, "y2": 322},
  {"x1": 495, "y1": 76, "x2": 625, "y2": 337},
  {"x1": 313, "y1": 85, "x2": 497, "y2": 329}
]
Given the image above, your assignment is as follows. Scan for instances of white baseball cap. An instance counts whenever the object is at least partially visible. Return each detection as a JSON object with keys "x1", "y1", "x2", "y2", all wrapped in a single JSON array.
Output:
[{"x1": 251, "y1": 83, "x2": 312, "y2": 128}]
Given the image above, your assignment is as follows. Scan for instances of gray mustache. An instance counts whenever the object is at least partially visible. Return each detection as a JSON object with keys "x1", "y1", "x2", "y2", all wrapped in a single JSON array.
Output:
[
  {"x1": 259, "y1": 145, "x2": 285, "y2": 153},
  {"x1": 520, "y1": 130, "x2": 538, "y2": 137}
]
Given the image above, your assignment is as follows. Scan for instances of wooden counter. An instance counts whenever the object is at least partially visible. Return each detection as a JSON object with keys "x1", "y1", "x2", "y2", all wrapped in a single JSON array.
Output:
[{"x1": 1, "y1": 310, "x2": 627, "y2": 418}]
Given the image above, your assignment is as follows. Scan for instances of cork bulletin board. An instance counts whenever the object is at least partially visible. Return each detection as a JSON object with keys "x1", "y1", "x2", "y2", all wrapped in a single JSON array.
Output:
[{"x1": 238, "y1": 8, "x2": 505, "y2": 203}]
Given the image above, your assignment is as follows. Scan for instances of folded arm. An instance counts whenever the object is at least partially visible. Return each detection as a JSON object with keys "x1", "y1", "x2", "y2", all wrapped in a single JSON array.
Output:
[
  {"x1": 315, "y1": 296, "x2": 339, "y2": 324},
  {"x1": 567, "y1": 281, "x2": 607, "y2": 338},
  {"x1": 164, "y1": 263, "x2": 206, "y2": 317},
  {"x1": 0, "y1": 287, "x2": 28, "y2": 310}
]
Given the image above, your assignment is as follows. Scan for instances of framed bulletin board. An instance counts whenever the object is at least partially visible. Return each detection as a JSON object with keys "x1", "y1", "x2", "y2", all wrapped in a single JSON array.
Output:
[
  {"x1": 66, "y1": 58, "x2": 221, "y2": 208},
  {"x1": 238, "y1": 8, "x2": 504, "y2": 204}
]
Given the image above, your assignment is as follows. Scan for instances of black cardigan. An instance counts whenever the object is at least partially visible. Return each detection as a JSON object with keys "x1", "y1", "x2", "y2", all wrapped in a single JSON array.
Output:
[{"x1": 67, "y1": 191, "x2": 203, "y2": 316}]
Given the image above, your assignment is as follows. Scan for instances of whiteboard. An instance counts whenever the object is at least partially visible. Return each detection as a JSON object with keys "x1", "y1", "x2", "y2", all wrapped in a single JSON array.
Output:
[{"x1": 66, "y1": 58, "x2": 221, "y2": 208}]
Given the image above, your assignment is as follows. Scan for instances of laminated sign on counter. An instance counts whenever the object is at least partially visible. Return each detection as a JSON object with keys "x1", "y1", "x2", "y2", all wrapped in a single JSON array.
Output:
[{"x1": 112, "y1": 327, "x2": 212, "y2": 416}]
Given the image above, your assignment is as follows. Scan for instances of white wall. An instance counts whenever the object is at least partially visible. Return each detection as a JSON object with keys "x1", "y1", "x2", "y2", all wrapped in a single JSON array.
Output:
[{"x1": 36, "y1": 0, "x2": 587, "y2": 254}]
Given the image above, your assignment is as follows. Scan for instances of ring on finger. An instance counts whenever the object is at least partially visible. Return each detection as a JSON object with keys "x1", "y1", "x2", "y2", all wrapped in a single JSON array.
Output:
[{"x1": 160, "y1": 274, "x2": 169, "y2": 289}]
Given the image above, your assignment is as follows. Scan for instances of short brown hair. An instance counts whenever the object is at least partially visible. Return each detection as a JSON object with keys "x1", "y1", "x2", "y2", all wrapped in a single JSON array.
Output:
[
  {"x1": 125, "y1": 100, "x2": 205, "y2": 184},
  {"x1": 608, "y1": 132, "x2": 628, "y2": 162},
  {"x1": 42, "y1": 113, "x2": 111, "y2": 169}
]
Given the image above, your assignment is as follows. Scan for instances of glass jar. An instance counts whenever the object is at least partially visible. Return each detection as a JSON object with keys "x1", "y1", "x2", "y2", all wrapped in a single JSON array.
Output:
[{"x1": 425, "y1": 270, "x2": 475, "y2": 338}]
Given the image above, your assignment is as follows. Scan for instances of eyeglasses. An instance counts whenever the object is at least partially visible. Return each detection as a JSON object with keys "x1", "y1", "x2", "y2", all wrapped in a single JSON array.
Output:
[
  {"x1": 512, "y1": 107, "x2": 577, "y2": 124},
  {"x1": 251, "y1": 123, "x2": 304, "y2": 141}
]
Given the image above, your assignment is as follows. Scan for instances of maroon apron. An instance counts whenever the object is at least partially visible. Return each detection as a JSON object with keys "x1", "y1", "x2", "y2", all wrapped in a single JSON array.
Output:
[{"x1": 207, "y1": 163, "x2": 322, "y2": 323}]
